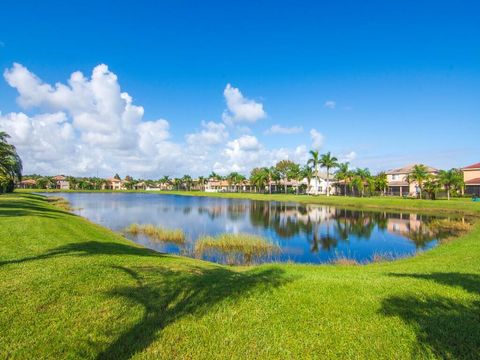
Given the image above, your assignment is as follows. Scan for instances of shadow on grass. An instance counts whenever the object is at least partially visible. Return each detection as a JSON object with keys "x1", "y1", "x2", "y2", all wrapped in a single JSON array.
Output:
[
  {"x1": 0, "y1": 193, "x2": 70, "y2": 219},
  {"x1": 0, "y1": 241, "x2": 161, "y2": 267},
  {"x1": 381, "y1": 272, "x2": 480, "y2": 359},
  {"x1": 97, "y1": 265, "x2": 289, "y2": 360}
]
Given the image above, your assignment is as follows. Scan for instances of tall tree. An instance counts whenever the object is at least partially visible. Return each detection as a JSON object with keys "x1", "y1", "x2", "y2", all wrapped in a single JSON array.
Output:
[
  {"x1": 374, "y1": 172, "x2": 388, "y2": 196},
  {"x1": 354, "y1": 168, "x2": 371, "y2": 197},
  {"x1": 438, "y1": 168, "x2": 464, "y2": 200},
  {"x1": 319, "y1": 152, "x2": 339, "y2": 196},
  {"x1": 227, "y1": 172, "x2": 245, "y2": 192},
  {"x1": 307, "y1": 150, "x2": 321, "y2": 195},
  {"x1": 406, "y1": 164, "x2": 429, "y2": 199},
  {"x1": 335, "y1": 162, "x2": 350, "y2": 196},
  {"x1": 275, "y1": 160, "x2": 297, "y2": 194},
  {"x1": 0, "y1": 132, "x2": 22, "y2": 193}
]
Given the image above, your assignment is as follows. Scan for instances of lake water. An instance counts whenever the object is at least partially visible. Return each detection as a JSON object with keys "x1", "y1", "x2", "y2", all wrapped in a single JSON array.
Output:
[{"x1": 48, "y1": 192, "x2": 449, "y2": 265}]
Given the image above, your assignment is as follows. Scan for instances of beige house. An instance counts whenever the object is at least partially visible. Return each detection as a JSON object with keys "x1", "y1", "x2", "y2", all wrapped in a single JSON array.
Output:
[
  {"x1": 103, "y1": 178, "x2": 123, "y2": 190},
  {"x1": 17, "y1": 179, "x2": 37, "y2": 189},
  {"x1": 461, "y1": 162, "x2": 480, "y2": 196},
  {"x1": 52, "y1": 175, "x2": 70, "y2": 190},
  {"x1": 386, "y1": 164, "x2": 438, "y2": 196}
]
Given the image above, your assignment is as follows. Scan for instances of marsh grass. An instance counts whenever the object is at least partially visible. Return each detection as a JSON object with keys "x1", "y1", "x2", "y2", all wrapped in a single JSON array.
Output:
[
  {"x1": 45, "y1": 196, "x2": 72, "y2": 211},
  {"x1": 332, "y1": 256, "x2": 359, "y2": 266},
  {"x1": 429, "y1": 219, "x2": 472, "y2": 236},
  {"x1": 195, "y1": 233, "x2": 280, "y2": 265},
  {"x1": 124, "y1": 223, "x2": 186, "y2": 245}
]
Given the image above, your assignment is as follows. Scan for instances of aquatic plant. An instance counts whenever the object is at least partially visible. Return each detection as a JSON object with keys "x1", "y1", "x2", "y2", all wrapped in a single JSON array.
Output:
[
  {"x1": 124, "y1": 223, "x2": 186, "y2": 245},
  {"x1": 45, "y1": 196, "x2": 72, "y2": 211},
  {"x1": 194, "y1": 233, "x2": 280, "y2": 265}
]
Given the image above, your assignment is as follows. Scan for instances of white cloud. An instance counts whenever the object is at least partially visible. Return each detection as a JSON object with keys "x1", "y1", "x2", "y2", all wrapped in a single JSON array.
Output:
[
  {"x1": 340, "y1": 151, "x2": 357, "y2": 162},
  {"x1": 324, "y1": 100, "x2": 336, "y2": 109},
  {"x1": 186, "y1": 121, "x2": 228, "y2": 147},
  {"x1": 265, "y1": 124, "x2": 303, "y2": 135},
  {"x1": 310, "y1": 129, "x2": 325, "y2": 149},
  {"x1": 222, "y1": 83, "x2": 266, "y2": 124},
  {"x1": 0, "y1": 63, "x2": 313, "y2": 178}
]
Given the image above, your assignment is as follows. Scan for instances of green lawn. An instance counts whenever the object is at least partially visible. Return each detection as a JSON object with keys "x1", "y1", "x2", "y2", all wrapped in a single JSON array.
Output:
[{"x1": 1, "y1": 192, "x2": 479, "y2": 359}]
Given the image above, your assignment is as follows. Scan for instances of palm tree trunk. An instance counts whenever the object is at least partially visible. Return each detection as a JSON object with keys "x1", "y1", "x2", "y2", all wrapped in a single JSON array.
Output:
[{"x1": 326, "y1": 168, "x2": 330, "y2": 197}]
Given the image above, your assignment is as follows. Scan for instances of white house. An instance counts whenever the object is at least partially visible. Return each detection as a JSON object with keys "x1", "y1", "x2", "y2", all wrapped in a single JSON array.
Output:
[{"x1": 303, "y1": 172, "x2": 336, "y2": 195}]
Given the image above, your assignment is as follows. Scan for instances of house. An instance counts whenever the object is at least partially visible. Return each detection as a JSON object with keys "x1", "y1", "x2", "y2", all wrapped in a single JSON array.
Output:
[
  {"x1": 103, "y1": 177, "x2": 123, "y2": 190},
  {"x1": 461, "y1": 162, "x2": 480, "y2": 196},
  {"x1": 17, "y1": 179, "x2": 37, "y2": 189},
  {"x1": 134, "y1": 182, "x2": 146, "y2": 190},
  {"x1": 385, "y1": 164, "x2": 438, "y2": 196},
  {"x1": 303, "y1": 172, "x2": 336, "y2": 195},
  {"x1": 205, "y1": 179, "x2": 230, "y2": 192},
  {"x1": 52, "y1": 175, "x2": 70, "y2": 190}
]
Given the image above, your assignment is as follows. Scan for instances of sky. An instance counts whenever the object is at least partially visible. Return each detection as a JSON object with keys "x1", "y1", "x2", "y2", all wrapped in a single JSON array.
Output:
[{"x1": 0, "y1": 0, "x2": 479, "y2": 178}]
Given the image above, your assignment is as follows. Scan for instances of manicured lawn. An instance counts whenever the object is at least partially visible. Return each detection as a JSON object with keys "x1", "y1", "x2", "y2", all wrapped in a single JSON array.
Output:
[{"x1": 1, "y1": 192, "x2": 479, "y2": 359}]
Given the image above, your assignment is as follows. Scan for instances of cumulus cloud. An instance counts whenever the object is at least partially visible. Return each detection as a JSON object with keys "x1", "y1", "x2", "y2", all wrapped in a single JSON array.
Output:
[
  {"x1": 1, "y1": 63, "x2": 183, "y2": 176},
  {"x1": 265, "y1": 124, "x2": 303, "y2": 135},
  {"x1": 310, "y1": 129, "x2": 325, "y2": 149},
  {"x1": 0, "y1": 63, "x2": 314, "y2": 178},
  {"x1": 324, "y1": 100, "x2": 336, "y2": 109},
  {"x1": 222, "y1": 84, "x2": 266, "y2": 124}
]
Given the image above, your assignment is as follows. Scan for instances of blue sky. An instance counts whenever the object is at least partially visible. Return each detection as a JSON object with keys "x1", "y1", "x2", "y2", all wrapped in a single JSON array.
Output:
[{"x1": 0, "y1": 0, "x2": 479, "y2": 177}]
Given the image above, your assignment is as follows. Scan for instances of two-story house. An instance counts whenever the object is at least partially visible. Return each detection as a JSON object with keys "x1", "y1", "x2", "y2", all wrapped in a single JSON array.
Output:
[
  {"x1": 386, "y1": 164, "x2": 438, "y2": 196},
  {"x1": 461, "y1": 162, "x2": 480, "y2": 196}
]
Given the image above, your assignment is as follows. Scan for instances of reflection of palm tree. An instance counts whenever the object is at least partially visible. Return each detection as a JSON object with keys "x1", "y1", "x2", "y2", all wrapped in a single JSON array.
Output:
[{"x1": 401, "y1": 224, "x2": 436, "y2": 249}]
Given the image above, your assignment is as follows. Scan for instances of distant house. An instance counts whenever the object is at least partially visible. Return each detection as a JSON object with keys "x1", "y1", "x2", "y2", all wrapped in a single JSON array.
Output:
[
  {"x1": 303, "y1": 172, "x2": 336, "y2": 195},
  {"x1": 134, "y1": 182, "x2": 146, "y2": 190},
  {"x1": 103, "y1": 178, "x2": 123, "y2": 190},
  {"x1": 386, "y1": 164, "x2": 438, "y2": 196},
  {"x1": 52, "y1": 175, "x2": 70, "y2": 190},
  {"x1": 461, "y1": 162, "x2": 480, "y2": 196},
  {"x1": 17, "y1": 179, "x2": 37, "y2": 189}
]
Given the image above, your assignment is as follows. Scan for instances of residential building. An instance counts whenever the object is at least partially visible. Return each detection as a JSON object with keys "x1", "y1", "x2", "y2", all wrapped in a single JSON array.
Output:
[
  {"x1": 461, "y1": 162, "x2": 480, "y2": 196},
  {"x1": 103, "y1": 177, "x2": 123, "y2": 190},
  {"x1": 17, "y1": 179, "x2": 37, "y2": 189},
  {"x1": 385, "y1": 164, "x2": 438, "y2": 196},
  {"x1": 52, "y1": 175, "x2": 70, "y2": 190},
  {"x1": 303, "y1": 172, "x2": 336, "y2": 195}
]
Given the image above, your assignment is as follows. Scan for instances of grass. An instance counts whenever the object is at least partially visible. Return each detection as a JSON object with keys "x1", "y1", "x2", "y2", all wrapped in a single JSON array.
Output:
[
  {"x1": 124, "y1": 223, "x2": 186, "y2": 245},
  {"x1": 195, "y1": 233, "x2": 280, "y2": 265},
  {"x1": 1, "y1": 192, "x2": 480, "y2": 359}
]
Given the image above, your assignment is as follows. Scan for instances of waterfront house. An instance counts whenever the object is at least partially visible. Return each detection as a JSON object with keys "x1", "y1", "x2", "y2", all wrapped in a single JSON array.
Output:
[
  {"x1": 304, "y1": 172, "x2": 336, "y2": 195},
  {"x1": 52, "y1": 175, "x2": 70, "y2": 190},
  {"x1": 461, "y1": 162, "x2": 480, "y2": 196},
  {"x1": 17, "y1": 179, "x2": 37, "y2": 189},
  {"x1": 103, "y1": 177, "x2": 123, "y2": 190},
  {"x1": 386, "y1": 164, "x2": 438, "y2": 196}
]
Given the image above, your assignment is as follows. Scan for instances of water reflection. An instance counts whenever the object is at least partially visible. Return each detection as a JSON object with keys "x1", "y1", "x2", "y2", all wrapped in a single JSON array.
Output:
[{"x1": 45, "y1": 193, "x2": 461, "y2": 265}]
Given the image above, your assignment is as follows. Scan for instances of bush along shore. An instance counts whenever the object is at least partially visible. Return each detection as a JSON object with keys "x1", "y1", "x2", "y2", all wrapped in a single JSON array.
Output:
[{"x1": 1, "y1": 192, "x2": 480, "y2": 359}]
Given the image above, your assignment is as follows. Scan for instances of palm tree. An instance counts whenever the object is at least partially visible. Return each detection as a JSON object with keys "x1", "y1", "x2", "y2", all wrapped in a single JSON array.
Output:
[
  {"x1": 226, "y1": 172, "x2": 245, "y2": 192},
  {"x1": 301, "y1": 165, "x2": 314, "y2": 194},
  {"x1": 355, "y1": 168, "x2": 371, "y2": 197},
  {"x1": 267, "y1": 166, "x2": 279, "y2": 194},
  {"x1": 335, "y1": 162, "x2": 350, "y2": 196},
  {"x1": 307, "y1": 150, "x2": 320, "y2": 195},
  {"x1": 375, "y1": 172, "x2": 388, "y2": 196},
  {"x1": 250, "y1": 167, "x2": 269, "y2": 193},
  {"x1": 0, "y1": 132, "x2": 22, "y2": 193},
  {"x1": 197, "y1": 176, "x2": 207, "y2": 191},
  {"x1": 438, "y1": 169, "x2": 464, "y2": 200},
  {"x1": 319, "y1": 152, "x2": 339, "y2": 196},
  {"x1": 181, "y1": 175, "x2": 193, "y2": 191},
  {"x1": 423, "y1": 175, "x2": 440, "y2": 200},
  {"x1": 160, "y1": 175, "x2": 170, "y2": 190},
  {"x1": 406, "y1": 164, "x2": 429, "y2": 199}
]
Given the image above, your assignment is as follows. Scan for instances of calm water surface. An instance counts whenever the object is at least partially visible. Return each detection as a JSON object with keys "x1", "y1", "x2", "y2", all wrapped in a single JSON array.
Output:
[{"x1": 48, "y1": 192, "x2": 448, "y2": 264}]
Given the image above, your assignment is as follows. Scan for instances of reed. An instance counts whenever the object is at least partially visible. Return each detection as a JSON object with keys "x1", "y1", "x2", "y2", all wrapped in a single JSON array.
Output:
[
  {"x1": 45, "y1": 196, "x2": 72, "y2": 211},
  {"x1": 194, "y1": 233, "x2": 280, "y2": 264},
  {"x1": 124, "y1": 223, "x2": 186, "y2": 245}
]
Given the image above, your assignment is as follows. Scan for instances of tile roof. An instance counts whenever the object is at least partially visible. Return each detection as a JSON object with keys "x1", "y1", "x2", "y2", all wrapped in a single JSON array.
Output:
[
  {"x1": 465, "y1": 177, "x2": 480, "y2": 185},
  {"x1": 385, "y1": 164, "x2": 438, "y2": 175},
  {"x1": 462, "y1": 162, "x2": 480, "y2": 170}
]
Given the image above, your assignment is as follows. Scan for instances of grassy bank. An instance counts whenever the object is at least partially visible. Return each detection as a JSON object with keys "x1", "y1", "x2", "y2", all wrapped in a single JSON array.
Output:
[{"x1": 1, "y1": 193, "x2": 480, "y2": 359}]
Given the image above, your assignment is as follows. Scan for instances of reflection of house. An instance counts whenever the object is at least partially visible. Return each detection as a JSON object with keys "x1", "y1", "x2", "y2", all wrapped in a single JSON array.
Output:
[
  {"x1": 103, "y1": 178, "x2": 123, "y2": 190},
  {"x1": 386, "y1": 164, "x2": 438, "y2": 196},
  {"x1": 387, "y1": 213, "x2": 423, "y2": 233},
  {"x1": 53, "y1": 175, "x2": 70, "y2": 190},
  {"x1": 17, "y1": 179, "x2": 37, "y2": 189},
  {"x1": 461, "y1": 162, "x2": 480, "y2": 196}
]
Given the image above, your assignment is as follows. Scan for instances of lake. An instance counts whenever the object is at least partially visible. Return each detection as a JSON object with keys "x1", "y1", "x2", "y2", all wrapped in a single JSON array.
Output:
[{"x1": 47, "y1": 192, "x2": 452, "y2": 265}]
